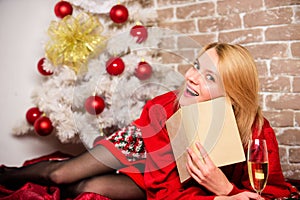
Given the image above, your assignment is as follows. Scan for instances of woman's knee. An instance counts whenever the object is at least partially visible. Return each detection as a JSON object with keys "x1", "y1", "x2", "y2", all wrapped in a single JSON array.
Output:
[
  {"x1": 48, "y1": 161, "x2": 69, "y2": 184},
  {"x1": 77, "y1": 177, "x2": 108, "y2": 196}
]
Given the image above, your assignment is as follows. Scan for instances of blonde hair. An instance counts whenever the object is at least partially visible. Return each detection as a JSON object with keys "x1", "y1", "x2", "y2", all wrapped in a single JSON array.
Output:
[{"x1": 199, "y1": 43, "x2": 264, "y2": 147}]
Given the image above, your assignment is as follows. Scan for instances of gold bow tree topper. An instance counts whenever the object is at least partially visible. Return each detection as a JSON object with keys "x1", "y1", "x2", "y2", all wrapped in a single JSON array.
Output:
[{"x1": 45, "y1": 12, "x2": 106, "y2": 74}]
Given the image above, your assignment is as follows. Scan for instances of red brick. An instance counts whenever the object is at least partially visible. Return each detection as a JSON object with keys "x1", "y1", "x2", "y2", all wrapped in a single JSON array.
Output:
[
  {"x1": 188, "y1": 34, "x2": 216, "y2": 47},
  {"x1": 270, "y1": 59, "x2": 300, "y2": 76},
  {"x1": 197, "y1": 14, "x2": 241, "y2": 33},
  {"x1": 176, "y1": 2, "x2": 215, "y2": 19},
  {"x1": 289, "y1": 148, "x2": 300, "y2": 163},
  {"x1": 246, "y1": 44, "x2": 288, "y2": 60},
  {"x1": 218, "y1": 29, "x2": 263, "y2": 44},
  {"x1": 259, "y1": 76, "x2": 291, "y2": 92},
  {"x1": 244, "y1": 7, "x2": 293, "y2": 27},
  {"x1": 157, "y1": 8, "x2": 174, "y2": 21},
  {"x1": 281, "y1": 163, "x2": 300, "y2": 180},
  {"x1": 177, "y1": 34, "x2": 215, "y2": 49},
  {"x1": 158, "y1": 20, "x2": 196, "y2": 34},
  {"x1": 256, "y1": 60, "x2": 269, "y2": 77},
  {"x1": 293, "y1": 77, "x2": 300, "y2": 92},
  {"x1": 266, "y1": 24, "x2": 300, "y2": 41},
  {"x1": 217, "y1": 0, "x2": 263, "y2": 15},
  {"x1": 296, "y1": 6, "x2": 300, "y2": 23},
  {"x1": 279, "y1": 147, "x2": 288, "y2": 163},
  {"x1": 296, "y1": 112, "x2": 300, "y2": 126},
  {"x1": 291, "y1": 42, "x2": 300, "y2": 57},
  {"x1": 264, "y1": 0, "x2": 300, "y2": 8},
  {"x1": 265, "y1": 93, "x2": 300, "y2": 110},
  {"x1": 263, "y1": 110, "x2": 294, "y2": 127},
  {"x1": 277, "y1": 129, "x2": 300, "y2": 145},
  {"x1": 160, "y1": 50, "x2": 195, "y2": 64}
]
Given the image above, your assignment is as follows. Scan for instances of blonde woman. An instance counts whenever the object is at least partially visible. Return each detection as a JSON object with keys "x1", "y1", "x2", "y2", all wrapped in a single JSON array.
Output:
[{"x1": 0, "y1": 43, "x2": 297, "y2": 200}]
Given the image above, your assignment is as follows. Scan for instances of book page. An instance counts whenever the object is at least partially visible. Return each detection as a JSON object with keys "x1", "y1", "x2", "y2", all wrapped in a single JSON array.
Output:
[{"x1": 166, "y1": 97, "x2": 245, "y2": 183}]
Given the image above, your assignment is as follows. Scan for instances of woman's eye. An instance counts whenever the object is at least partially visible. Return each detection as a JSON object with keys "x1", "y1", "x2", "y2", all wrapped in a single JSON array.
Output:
[
  {"x1": 206, "y1": 74, "x2": 215, "y2": 82},
  {"x1": 193, "y1": 62, "x2": 200, "y2": 70}
]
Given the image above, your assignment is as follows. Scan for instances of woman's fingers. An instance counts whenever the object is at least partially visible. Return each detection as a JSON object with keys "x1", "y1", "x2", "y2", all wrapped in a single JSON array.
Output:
[
  {"x1": 186, "y1": 147, "x2": 207, "y2": 180},
  {"x1": 186, "y1": 143, "x2": 216, "y2": 181},
  {"x1": 186, "y1": 157, "x2": 202, "y2": 183},
  {"x1": 195, "y1": 142, "x2": 214, "y2": 166},
  {"x1": 187, "y1": 146, "x2": 204, "y2": 165}
]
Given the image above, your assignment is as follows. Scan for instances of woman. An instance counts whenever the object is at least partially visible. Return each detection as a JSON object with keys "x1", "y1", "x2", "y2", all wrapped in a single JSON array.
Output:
[{"x1": 0, "y1": 43, "x2": 297, "y2": 199}]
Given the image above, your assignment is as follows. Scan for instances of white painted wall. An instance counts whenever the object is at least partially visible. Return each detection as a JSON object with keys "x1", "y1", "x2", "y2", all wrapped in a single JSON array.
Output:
[{"x1": 0, "y1": 0, "x2": 85, "y2": 166}]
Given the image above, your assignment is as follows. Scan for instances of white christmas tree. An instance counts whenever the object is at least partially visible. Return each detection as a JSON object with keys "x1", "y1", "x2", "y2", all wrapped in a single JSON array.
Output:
[{"x1": 13, "y1": 0, "x2": 183, "y2": 148}]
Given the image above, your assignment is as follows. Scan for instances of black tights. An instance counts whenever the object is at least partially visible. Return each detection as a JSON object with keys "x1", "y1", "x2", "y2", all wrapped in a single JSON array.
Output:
[{"x1": 0, "y1": 145, "x2": 145, "y2": 200}]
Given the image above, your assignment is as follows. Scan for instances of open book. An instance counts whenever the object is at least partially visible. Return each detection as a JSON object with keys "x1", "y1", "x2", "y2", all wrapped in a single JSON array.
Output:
[{"x1": 166, "y1": 97, "x2": 245, "y2": 183}]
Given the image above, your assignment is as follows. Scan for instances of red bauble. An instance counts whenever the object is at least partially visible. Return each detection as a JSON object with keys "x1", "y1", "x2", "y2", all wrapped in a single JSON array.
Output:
[
  {"x1": 54, "y1": 1, "x2": 73, "y2": 18},
  {"x1": 26, "y1": 107, "x2": 43, "y2": 125},
  {"x1": 109, "y1": 4, "x2": 128, "y2": 23},
  {"x1": 106, "y1": 57, "x2": 125, "y2": 76},
  {"x1": 37, "y1": 58, "x2": 53, "y2": 76},
  {"x1": 85, "y1": 95, "x2": 105, "y2": 115},
  {"x1": 34, "y1": 116, "x2": 53, "y2": 136},
  {"x1": 130, "y1": 25, "x2": 148, "y2": 43},
  {"x1": 134, "y1": 61, "x2": 152, "y2": 80}
]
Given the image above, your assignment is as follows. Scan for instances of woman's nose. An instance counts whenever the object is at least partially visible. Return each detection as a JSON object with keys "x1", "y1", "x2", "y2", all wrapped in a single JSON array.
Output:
[{"x1": 185, "y1": 67, "x2": 202, "y2": 84}]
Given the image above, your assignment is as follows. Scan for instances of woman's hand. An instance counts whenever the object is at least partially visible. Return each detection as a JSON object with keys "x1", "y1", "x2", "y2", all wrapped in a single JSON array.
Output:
[
  {"x1": 214, "y1": 191, "x2": 261, "y2": 200},
  {"x1": 186, "y1": 142, "x2": 233, "y2": 195}
]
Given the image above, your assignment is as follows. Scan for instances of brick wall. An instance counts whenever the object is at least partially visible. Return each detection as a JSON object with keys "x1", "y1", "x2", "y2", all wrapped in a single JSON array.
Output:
[{"x1": 147, "y1": 0, "x2": 300, "y2": 179}]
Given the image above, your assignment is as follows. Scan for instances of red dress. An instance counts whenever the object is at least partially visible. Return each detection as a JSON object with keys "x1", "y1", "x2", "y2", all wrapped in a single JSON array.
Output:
[{"x1": 98, "y1": 91, "x2": 297, "y2": 199}]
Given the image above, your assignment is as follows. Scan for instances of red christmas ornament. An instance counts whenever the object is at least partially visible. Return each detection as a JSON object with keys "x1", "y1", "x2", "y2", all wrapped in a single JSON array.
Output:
[
  {"x1": 26, "y1": 107, "x2": 43, "y2": 125},
  {"x1": 106, "y1": 57, "x2": 125, "y2": 76},
  {"x1": 54, "y1": 1, "x2": 73, "y2": 18},
  {"x1": 109, "y1": 4, "x2": 128, "y2": 23},
  {"x1": 37, "y1": 58, "x2": 53, "y2": 76},
  {"x1": 134, "y1": 61, "x2": 152, "y2": 80},
  {"x1": 34, "y1": 116, "x2": 53, "y2": 136},
  {"x1": 130, "y1": 24, "x2": 148, "y2": 43},
  {"x1": 85, "y1": 95, "x2": 105, "y2": 115}
]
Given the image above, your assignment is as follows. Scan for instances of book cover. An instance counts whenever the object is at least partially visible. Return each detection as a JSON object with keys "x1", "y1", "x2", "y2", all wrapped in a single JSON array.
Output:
[{"x1": 166, "y1": 97, "x2": 245, "y2": 183}]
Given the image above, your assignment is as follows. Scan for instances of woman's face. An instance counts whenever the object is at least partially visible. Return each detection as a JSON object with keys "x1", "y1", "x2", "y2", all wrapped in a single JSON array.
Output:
[{"x1": 179, "y1": 48, "x2": 225, "y2": 106}]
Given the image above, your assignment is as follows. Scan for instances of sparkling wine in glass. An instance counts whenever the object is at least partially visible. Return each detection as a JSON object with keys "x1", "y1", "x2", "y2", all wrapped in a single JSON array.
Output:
[{"x1": 247, "y1": 139, "x2": 269, "y2": 197}]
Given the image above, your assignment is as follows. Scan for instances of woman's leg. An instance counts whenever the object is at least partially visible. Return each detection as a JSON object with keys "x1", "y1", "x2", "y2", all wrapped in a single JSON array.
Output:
[
  {"x1": 61, "y1": 174, "x2": 146, "y2": 199},
  {"x1": 0, "y1": 145, "x2": 123, "y2": 188}
]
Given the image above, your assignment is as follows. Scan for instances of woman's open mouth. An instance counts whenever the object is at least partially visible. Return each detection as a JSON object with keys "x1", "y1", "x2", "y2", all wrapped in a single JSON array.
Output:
[{"x1": 186, "y1": 85, "x2": 199, "y2": 96}]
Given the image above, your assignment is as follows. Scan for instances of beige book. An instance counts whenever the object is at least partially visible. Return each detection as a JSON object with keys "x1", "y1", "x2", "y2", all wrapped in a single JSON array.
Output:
[{"x1": 166, "y1": 97, "x2": 245, "y2": 183}]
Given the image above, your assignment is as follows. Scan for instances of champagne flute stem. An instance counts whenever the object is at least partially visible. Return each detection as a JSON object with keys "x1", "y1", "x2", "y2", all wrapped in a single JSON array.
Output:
[{"x1": 257, "y1": 191, "x2": 262, "y2": 200}]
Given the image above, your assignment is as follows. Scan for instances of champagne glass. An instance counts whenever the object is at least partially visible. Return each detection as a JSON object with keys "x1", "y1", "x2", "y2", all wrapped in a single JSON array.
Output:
[{"x1": 247, "y1": 139, "x2": 269, "y2": 198}]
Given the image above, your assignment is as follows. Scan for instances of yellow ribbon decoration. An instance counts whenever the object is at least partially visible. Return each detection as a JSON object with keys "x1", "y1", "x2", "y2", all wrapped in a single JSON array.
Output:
[{"x1": 45, "y1": 12, "x2": 107, "y2": 74}]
